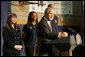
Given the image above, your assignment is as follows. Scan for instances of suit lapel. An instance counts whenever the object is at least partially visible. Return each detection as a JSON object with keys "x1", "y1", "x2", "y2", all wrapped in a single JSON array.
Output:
[{"x1": 43, "y1": 18, "x2": 52, "y2": 32}]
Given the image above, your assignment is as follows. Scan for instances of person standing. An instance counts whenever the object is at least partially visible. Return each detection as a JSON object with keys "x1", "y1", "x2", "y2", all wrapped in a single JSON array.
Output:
[
  {"x1": 2, "y1": 13, "x2": 23, "y2": 56},
  {"x1": 22, "y1": 11, "x2": 38, "y2": 56},
  {"x1": 36, "y1": 7, "x2": 79, "y2": 56}
]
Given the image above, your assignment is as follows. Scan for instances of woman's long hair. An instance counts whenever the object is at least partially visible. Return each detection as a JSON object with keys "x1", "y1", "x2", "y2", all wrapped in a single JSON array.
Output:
[
  {"x1": 27, "y1": 11, "x2": 38, "y2": 24},
  {"x1": 6, "y1": 13, "x2": 18, "y2": 31}
]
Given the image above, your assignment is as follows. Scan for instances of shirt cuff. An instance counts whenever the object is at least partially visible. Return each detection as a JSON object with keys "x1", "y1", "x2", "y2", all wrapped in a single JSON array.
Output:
[{"x1": 58, "y1": 33, "x2": 61, "y2": 39}]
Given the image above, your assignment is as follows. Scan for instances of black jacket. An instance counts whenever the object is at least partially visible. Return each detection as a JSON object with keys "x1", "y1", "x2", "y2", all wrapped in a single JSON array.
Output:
[
  {"x1": 36, "y1": 16, "x2": 71, "y2": 56},
  {"x1": 23, "y1": 23, "x2": 36, "y2": 47},
  {"x1": 36, "y1": 16, "x2": 58, "y2": 43},
  {"x1": 2, "y1": 26, "x2": 22, "y2": 56},
  {"x1": 36, "y1": 16, "x2": 59, "y2": 55}
]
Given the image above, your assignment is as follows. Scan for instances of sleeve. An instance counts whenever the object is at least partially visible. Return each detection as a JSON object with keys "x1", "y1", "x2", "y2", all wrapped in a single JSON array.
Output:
[
  {"x1": 2, "y1": 29, "x2": 15, "y2": 49},
  {"x1": 37, "y1": 21, "x2": 58, "y2": 40}
]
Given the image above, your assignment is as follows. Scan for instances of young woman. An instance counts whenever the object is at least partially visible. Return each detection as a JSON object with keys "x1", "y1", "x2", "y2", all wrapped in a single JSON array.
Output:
[
  {"x1": 22, "y1": 11, "x2": 38, "y2": 56},
  {"x1": 2, "y1": 13, "x2": 23, "y2": 56}
]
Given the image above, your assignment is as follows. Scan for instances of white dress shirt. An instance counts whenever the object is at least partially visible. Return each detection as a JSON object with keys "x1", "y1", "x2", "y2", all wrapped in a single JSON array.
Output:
[{"x1": 44, "y1": 17, "x2": 52, "y2": 32}]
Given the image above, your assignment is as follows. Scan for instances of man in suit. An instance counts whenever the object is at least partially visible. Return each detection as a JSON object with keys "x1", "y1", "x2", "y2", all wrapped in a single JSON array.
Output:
[
  {"x1": 47, "y1": 4, "x2": 68, "y2": 56},
  {"x1": 47, "y1": 4, "x2": 83, "y2": 56},
  {"x1": 36, "y1": 7, "x2": 79, "y2": 56}
]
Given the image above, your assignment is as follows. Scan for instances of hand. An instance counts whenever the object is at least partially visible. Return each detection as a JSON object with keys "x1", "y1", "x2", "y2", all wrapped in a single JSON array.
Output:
[
  {"x1": 60, "y1": 33, "x2": 65, "y2": 37},
  {"x1": 58, "y1": 32, "x2": 68, "y2": 38},
  {"x1": 58, "y1": 32, "x2": 63, "y2": 36},
  {"x1": 14, "y1": 45, "x2": 22, "y2": 50},
  {"x1": 63, "y1": 32, "x2": 68, "y2": 37},
  {"x1": 58, "y1": 32, "x2": 65, "y2": 38}
]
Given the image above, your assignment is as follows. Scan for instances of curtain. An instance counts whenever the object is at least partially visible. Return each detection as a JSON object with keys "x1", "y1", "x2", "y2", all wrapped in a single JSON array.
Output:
[{"x1": 1, "y1": 1, "x2": 11, "y2": 56}]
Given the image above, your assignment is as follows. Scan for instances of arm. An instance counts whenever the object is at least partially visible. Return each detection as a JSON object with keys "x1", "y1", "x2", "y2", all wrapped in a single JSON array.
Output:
[{"x1": 37, "y1": 21, "x2": 58, "y2": 40}]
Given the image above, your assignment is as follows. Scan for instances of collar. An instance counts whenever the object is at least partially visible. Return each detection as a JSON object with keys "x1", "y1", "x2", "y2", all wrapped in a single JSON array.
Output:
[
  {"x1": 44, "y1": 16, "x2": 50, "y2": 21},
  {"x1": 44, "y1": 17, "x2": 51, "y2": 24}
]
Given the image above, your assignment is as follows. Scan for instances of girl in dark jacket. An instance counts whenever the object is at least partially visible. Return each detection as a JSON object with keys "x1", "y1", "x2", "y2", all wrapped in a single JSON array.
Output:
[
  {"x1": 22, "y1": 11, "x2": 38, "y2": 56},
  {"x1": 2, "y1": 13, "x2": 23, "y2": 56}
]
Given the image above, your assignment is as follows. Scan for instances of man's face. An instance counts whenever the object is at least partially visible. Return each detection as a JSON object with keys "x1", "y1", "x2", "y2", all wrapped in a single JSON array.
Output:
[{"x1": 46, "y1": 9, "x2": 54, "y2": 21}]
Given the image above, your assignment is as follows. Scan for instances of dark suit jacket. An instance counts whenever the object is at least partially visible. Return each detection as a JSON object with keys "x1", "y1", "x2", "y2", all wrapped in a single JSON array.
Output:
[
  {"x1": 2, "y1": 26, "x2": 22, "y2": 56},
  {"x1": 36, "y1": 16, "x2": 59, "y2": 55},
  {"x1": 36, "y1": 16, "x2": 59, "y2": 43},
  {"x1": 36, "y1": 16, "x2": 71, "y2": 56}
]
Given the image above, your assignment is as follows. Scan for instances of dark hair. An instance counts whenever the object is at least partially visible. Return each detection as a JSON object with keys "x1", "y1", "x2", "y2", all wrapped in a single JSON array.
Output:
[
  {"x1": 6, "y1": 13, "x2": 18, "y2": 31},
  {"x1": 28, "y1": 11, "x2": 38, "y2": 24}
]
